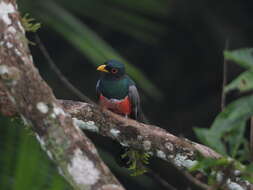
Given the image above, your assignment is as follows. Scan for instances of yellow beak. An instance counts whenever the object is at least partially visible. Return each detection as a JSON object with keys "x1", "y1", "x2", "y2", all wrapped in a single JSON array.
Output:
[{"x1": 97, "y1": 65, "x2": 109, "y2": 73}]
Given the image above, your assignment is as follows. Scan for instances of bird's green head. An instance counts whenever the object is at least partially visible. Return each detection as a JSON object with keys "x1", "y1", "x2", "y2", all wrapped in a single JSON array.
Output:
[{"x1": 97, "y1": 60, "x2": 125, "y2": 78}]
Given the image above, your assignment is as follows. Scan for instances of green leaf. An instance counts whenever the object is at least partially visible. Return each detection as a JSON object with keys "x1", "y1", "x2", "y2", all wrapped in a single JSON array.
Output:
[
  {"x1": 13, "y1": 128, "x2": 42, "y2": 190},
  {"x1": 194, "y1": 128, "x2": 226, "y2": 155},
  {"x1": 225, "y1": 122, "x2": 245, "y2": 158},
  {"x1": 189, "y1": 157, "x2": 230, "y2": 173},
  {"x1": 0, "y1": 117, "x2": 17, "y2": 189},
  {"x1": 245, "y1": 163, "x2": 253, "y2": 172},
  {"x1": 225, "y1": 70, "x2": 253, "y2": 93},
  {"x1": 211, "y1": 95, "x2": 253, "y2": 132},
  {"x1": 241, "y1": 164, "x2": 253, "y2": 183},
  {"x1": 35, "y1": 1, "x2": 163, "y2": 99},
  {"x1": 194, "y1": 95, "x2": 253, "y2": 155},
  {"x1": 224, "y1": 48, "x2": 253, "y2": 69},
  {"x1": 0, "y1": 116, "x2": 70, "y2": 190}
]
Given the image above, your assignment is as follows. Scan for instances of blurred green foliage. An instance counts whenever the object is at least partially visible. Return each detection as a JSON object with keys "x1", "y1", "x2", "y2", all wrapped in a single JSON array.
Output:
[
  {"x1": 190, "y1": 156, "x2": 253, "y2": 185},
  {"x1": 194, "y1": 95, "x2": 251, "y2": 156},
  {"x1": 195, "y1": 48, "x2": 253, "y2": 159},
  {"x1": 0, "y1": 116, "x2": 71, "y2": 190},
  {"x1": 0, "y1": 115, "x2": 160, "y2": 190},
  {"x1": 225, "y1": 49, "x2": 253, "y2": 93},
  {"x1": 193, "y1": 48, "x2": 253, "y2": 185}
]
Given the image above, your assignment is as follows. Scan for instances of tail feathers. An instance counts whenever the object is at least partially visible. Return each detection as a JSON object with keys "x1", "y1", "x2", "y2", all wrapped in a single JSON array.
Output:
[
  {"x1": 138, "y1": 110, "x2": 149, "y2": 124},
  {"x1": 131, "y1": 108, "x2": 149, "y2": 124}
]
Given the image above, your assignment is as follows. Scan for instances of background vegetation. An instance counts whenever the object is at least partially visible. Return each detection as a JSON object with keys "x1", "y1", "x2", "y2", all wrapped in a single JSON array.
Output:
[{"x1": 1, "y1": 0, "x2": 253, "y2": 189}]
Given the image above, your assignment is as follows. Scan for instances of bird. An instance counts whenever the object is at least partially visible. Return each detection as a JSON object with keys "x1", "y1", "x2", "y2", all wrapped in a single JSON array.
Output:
[
  {"x1": 96, "y1": 60, "x2": 149, "y2": 175},
  {"x1": 96, "y1": 60, "x2": 141, "y2": 121}
]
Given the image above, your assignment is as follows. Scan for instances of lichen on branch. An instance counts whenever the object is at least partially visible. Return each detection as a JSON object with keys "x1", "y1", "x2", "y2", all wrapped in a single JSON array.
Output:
[{"x1": 0, "y1": 1, "x2": 125, "y2": 190}]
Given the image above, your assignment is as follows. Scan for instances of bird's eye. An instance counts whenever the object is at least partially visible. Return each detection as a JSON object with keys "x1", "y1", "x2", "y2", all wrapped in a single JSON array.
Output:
[{"x1": 111, "y1": 68, "x2": 118, "y2": 74}]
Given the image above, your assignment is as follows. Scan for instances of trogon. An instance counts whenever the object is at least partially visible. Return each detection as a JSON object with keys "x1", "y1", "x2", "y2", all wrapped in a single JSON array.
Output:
[
  {"x1": 96, "y1": 60, "x2": 141, "y2": 121},
  {"x1": 96, "y1": 60, "x2": 147, "y2": 172}
]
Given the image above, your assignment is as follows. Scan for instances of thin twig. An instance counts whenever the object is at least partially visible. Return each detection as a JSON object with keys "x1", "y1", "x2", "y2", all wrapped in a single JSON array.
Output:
[
  {"x1": 34, "y1": 34, "x2": 95, "y2": 105},
  {"x1": 221, "y1": 39, "x2": 229, "y2": 111}
]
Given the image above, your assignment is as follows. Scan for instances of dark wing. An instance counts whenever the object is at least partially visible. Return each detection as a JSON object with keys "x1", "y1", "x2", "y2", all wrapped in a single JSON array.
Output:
[
  {"x1": 128, "y1": 85, "x2": 141, "y2": 121},
  {"x1": 96, "y1": 79, "x2": 101, "y2": 99}
]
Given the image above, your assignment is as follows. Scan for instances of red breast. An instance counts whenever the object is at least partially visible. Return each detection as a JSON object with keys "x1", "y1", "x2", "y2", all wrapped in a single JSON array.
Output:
[{"x1": 99, "y1": 95, "x2": 132, "y2": 115}]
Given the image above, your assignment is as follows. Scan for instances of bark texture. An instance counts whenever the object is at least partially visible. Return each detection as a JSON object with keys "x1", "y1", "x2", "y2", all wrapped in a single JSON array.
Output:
[
  {"x1": 0, "y1": 1, "x2": 124, "y2": 190},
  {"x1": 0, "y1": 0, "x2": 252, "y2": 190}
]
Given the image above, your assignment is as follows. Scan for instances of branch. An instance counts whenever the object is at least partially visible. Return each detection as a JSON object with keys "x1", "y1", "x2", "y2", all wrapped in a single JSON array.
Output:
[
  {"x1": 0, "y1": 1, "x2": 124, "y2": 190},
  {"x1": 0, "y1": 1, "x2": 252, "y2": 190},
  {"x1": 60, "y1": 100, "x2": 220, "y2": 160},
  {"x1": 1, "y1": 95, "x2": 251, "y2": 189},
  {"x1": 61, "y1": 100, "x2": 252, "y2": 190}
]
